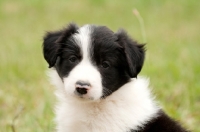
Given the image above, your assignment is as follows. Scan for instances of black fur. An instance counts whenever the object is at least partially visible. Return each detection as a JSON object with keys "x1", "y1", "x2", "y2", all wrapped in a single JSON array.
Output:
[
  {"x1": 132, "y1": 110, "x2": 189, "y2": 132},
  {"x1": 115, "y1": 29, "x2": 145, "y2": 78},
  {"x1": 90, "y1": 25, "x2": 145, "y2": 96},
  {"x1": 43, "y1": 23, "x2": 78, "y2": 68}
]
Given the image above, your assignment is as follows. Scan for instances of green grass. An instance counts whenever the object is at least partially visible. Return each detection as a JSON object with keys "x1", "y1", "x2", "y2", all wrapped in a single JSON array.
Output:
[{"x1": 0, "y1": 0, "x2": 199, "y2": 131}]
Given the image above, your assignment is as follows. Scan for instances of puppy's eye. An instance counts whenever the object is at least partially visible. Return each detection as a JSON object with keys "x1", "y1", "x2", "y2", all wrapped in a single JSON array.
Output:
[
  {"x1": 69, "y1": 56, "x2": 77, "y2": 63},
  {"x1": 101, "y1": 61, "x2": 110, "y2": 69}
]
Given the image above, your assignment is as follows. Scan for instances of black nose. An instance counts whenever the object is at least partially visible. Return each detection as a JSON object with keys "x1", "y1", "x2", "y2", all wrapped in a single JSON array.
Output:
[
  {"x1": 76, "y1": 88, "x2": 87, "y2": 95},
  {"x1": 75, "y1": 81, "x2": 91, "y2": 95}
]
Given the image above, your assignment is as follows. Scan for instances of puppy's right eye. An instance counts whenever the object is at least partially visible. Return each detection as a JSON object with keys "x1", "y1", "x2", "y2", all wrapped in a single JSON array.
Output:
[
  {"x1": 69, "y1": 56, "x2": 77, "y2": 63},
  {"x1": 101, "y1": 61, "x2": 110, "y2": 69}
]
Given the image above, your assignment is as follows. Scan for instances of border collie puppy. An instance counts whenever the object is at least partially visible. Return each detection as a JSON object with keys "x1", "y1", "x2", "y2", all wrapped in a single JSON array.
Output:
[{"x1": 43, "y1": 23, "x2": 188, "y2": 132}]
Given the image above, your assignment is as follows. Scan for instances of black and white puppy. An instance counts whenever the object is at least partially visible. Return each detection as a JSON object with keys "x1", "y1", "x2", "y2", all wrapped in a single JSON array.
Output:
[{"x1": 43, "y1": 23, "x2": 188, "y2": 132}]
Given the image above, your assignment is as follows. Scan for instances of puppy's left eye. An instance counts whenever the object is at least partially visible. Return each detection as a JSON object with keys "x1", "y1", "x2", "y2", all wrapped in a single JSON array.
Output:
[
  {"x1": 69, "y1": 56, "x2": 77, "y2": 63},
  {"x1": 101, "y1": 61, "x2": 110, "y2": 69}
]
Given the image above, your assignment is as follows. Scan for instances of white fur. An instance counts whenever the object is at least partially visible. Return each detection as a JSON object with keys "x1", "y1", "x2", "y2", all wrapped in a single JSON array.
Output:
[
  {"x1": 63, "y1": 61, "x2": 102, "y2": 100},
  {"x1": 62, "y1": 25, "x2": 103, "y2": 100},
  {"x1": 48, "y1": 70, "x2": 160, "y2": 132},
  {"x1": 73, "y1": 24, "x2": 91, "y2": 60}
]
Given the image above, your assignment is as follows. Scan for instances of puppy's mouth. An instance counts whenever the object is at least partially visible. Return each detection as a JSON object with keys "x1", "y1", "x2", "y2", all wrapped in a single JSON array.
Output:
[{"x1": 73, "y1": 90, "x2": 94, "y2": 100}]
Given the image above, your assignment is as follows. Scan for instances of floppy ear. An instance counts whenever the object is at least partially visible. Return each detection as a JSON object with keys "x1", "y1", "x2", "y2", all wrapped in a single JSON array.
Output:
[
  {"x1": 115, "y1": 29, "x2": 145, "y2": 78},
  {"x1": 43, "y1": 23, "x2": 78, "y2": 68}
]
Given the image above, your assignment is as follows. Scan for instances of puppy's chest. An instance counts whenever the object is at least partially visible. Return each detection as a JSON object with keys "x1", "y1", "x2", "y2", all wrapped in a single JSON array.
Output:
[{"x1": 60, "y1": 102, "x2": 131, "y2": 132}]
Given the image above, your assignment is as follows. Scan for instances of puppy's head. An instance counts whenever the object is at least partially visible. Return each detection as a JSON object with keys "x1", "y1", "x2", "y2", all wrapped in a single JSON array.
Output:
[{"x1": 43, "y1": 23, "x2": 145, "y2": 101}]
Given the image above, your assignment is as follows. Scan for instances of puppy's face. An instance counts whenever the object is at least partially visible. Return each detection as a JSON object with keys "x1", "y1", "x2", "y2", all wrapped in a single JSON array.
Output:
[{"x1": 43, "y1": 23, "x2": 145, "y2": 101}]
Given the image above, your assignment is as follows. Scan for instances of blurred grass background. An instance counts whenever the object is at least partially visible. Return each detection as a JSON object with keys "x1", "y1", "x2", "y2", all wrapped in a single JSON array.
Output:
[{"x1": 0, "y1": 0, "x2": 199, "y2": 131}]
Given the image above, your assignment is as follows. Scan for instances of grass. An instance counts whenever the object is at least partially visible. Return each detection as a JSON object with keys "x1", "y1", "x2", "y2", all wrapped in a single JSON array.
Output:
[{"x1": 0, "y1": 0, "x2": 199, "y2": 131}]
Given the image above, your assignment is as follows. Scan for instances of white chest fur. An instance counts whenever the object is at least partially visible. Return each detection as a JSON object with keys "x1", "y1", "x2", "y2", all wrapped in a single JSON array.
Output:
[{"x1": 49, "y1": 70, "x2": 159, "y2": 132}]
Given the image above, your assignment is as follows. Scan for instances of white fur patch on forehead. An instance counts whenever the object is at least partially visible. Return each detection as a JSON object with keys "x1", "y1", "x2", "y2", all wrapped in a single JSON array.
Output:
[{"x1": 72, "y1": 25, "x2": 93, "y2": 59}]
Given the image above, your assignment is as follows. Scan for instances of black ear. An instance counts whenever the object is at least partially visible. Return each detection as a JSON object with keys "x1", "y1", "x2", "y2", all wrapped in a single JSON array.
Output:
[
  {"x1": 43, "y1": 23, "x2": 78, "y2": 68},
  {"x1": 115, "y1": 29, "x2": 145, "y2": 78}
]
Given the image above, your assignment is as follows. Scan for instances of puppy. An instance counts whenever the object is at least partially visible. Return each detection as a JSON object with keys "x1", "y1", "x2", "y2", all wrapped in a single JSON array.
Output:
[{"x1": 43, "y1": 23, "x2": 188, "y2": 132}]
